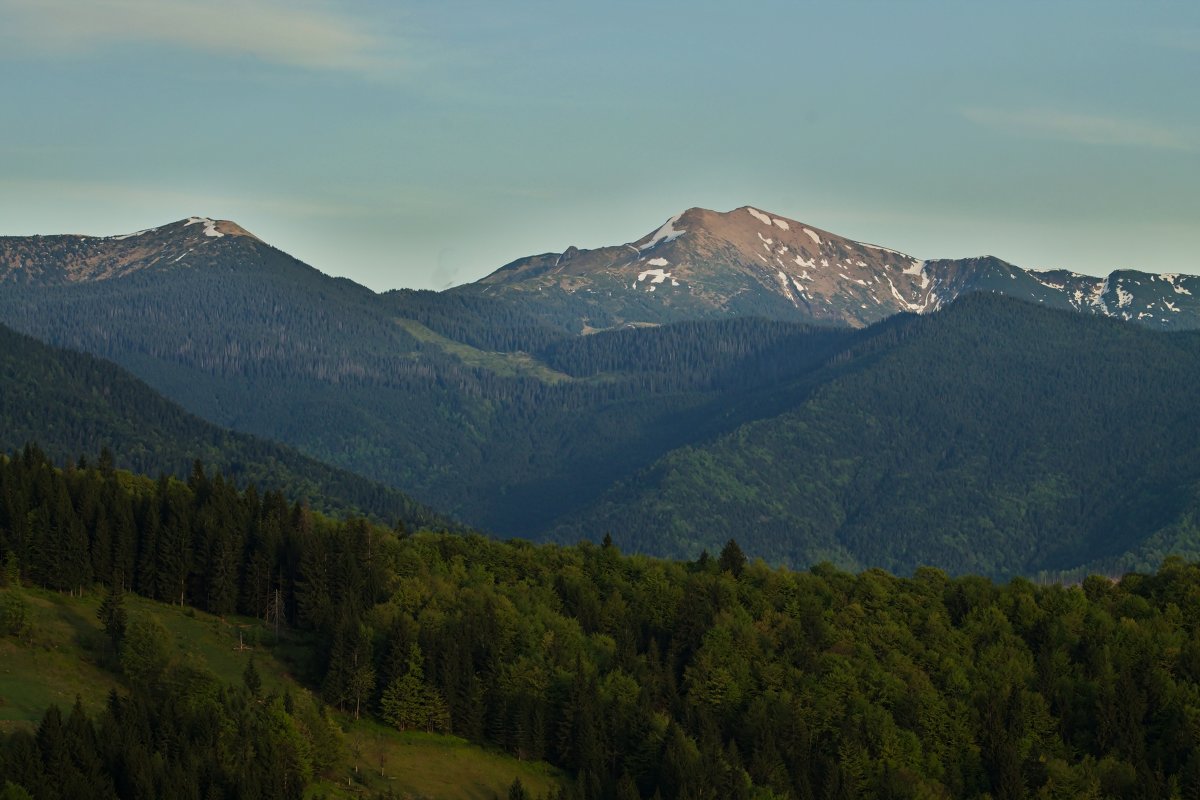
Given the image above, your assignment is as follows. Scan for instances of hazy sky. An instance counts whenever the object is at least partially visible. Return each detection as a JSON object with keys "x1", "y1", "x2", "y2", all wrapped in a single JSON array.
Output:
[{"x1": 1, "y1": 0, "x2": 1197, "y2": 290}]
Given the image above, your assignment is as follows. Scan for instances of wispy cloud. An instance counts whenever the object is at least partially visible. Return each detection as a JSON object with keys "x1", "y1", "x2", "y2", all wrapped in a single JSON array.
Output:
[
  {"x1": 962, "y1": 106, "x2": 1193, "y2": 151},
  {"x1": 0, "y1": 0, "x2": 400, "y2": 74}
]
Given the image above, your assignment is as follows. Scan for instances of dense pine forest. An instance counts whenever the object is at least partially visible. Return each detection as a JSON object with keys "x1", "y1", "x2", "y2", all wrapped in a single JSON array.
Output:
[{"x1": 6, "y1": 450, "x2": 1200, "y2": 798}]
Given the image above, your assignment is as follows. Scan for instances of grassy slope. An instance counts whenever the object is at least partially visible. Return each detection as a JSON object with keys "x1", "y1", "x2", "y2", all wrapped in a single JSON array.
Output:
[
  {"x1": 0, "y1": 585, "x2": 564, "y2": 800},
  {"x1": 394, "y1": 317, "x2": 573, "y2": 384}
]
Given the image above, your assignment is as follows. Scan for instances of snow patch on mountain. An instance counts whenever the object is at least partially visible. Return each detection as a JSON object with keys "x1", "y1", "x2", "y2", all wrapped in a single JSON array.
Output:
[
  {"x1": 1163, "y1": 274, "x2": 1193, "y2": 296},
  {"x1": 776, "y1": 271, "x2": 798, "y2": 304},
  {"x1": 185, "y1": 217, "x2": 224, "y2": 238},
  {"x1": 638, "y1": 268, "x2": 672, "y2": 284},
  {"x1": 1031, "y1": 274, "x2": 1067, "y2": 291},
  {"x1": 860, "y1": 242, "x2": 906, "y2": 256},
  {"x1": 108, "y1": 227, "x2": 155, "y2": 241},
  {"x1": 901, "y1": 260, "x2": 930, "y2": 289},
  {"x1": 884, "y1": 275, "x2": 924, "y2": 313},
  {"x1": 638, "y1": 213, "x2": 686, "y2": 251},
  {"x1": 1089, "y1": 276, "x2": 1111, "y2": 310},
  {"x1": 746, "y1": 208, "x2": 773, "y2": 226},
  {"x1": 803, "y1": 228, "x2": 821, "y2": 245}
]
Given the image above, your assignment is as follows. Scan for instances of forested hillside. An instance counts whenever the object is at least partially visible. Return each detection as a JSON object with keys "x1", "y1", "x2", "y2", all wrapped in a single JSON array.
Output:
[
  {"x1": 0, "y1": 264, "x2": 861, "y2": 537},
  {"x1": 0, "y1": 323, "x2": 445, "y2": 528},
  {"x1": 558, "y1": 294, "x2": 1200, "y2": 576},
  {"x1": 5, "y1": 452, "x2": 1200, "y2": 799}
]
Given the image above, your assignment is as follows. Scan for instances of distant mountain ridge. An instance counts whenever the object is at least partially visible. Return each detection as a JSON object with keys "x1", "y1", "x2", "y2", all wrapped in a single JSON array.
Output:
[
  {"x1": 456, "y1": 205, "x2": 1200, "y2": 330},
  {"x1": 4, "y1": 211, "x2": 1200, "y2": 577},
  {"x1": 4, "y1": 207, "x2": 1196, "y2": 331}
]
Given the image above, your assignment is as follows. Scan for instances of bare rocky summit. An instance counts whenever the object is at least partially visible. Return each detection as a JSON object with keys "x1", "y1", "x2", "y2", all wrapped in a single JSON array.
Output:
[
  {"x1": 458, "y1": 205, "x2": 1200, "y2": 330},
  {"x1": 0, "y1": 217, "x2": 260, "y2": 285}
]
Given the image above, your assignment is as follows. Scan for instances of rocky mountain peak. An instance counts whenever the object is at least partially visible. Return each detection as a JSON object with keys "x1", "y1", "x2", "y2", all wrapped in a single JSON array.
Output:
[
  {"x1": 459, "y1": 205, "x2": 1200, "y2": 331},
  {"x1": 466, "y1": 205, "x2": 935, "y2": 328},
  {"x1": 0, "y1": 216, "x2": 261, "y2": 285}
]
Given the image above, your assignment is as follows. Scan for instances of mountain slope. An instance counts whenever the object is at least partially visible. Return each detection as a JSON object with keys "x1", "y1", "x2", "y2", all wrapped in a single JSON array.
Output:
[
  {"x1": 0, "y1": 220, "x2": 864, "y2": 533},
  {"x1": 456, "y1": 206, "x2": 1200, "y2": 330},
  {"x1": 458, "y1": 206, "x2": 930, "y2": 329},
  {"x1": 0, "y1": 322, "x2": 446, "y2": 527},
  {"x1": 552, "y1": 293, "x2": 1200, "y2": 577}
]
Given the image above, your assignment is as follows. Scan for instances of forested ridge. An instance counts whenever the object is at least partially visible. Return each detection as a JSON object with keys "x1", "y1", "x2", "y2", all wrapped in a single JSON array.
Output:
[
  {"x1": 558, "y1": 294, "x2": 1200, "y2": 576},
  {"x1": 6, "y1": 451, "x2": 1200, "y2": 798},
  {"x1": 0, "y1": 322, "x2": 446, "y2": 529},
  {"x1": 0, "y1": 267, "x2": 864, "y2": 538}
]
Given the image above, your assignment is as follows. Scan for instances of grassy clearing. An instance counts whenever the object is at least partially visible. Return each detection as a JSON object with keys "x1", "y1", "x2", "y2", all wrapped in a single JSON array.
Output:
[
  {"x1": 0, "y1": 586, "x2": 566, "y2": 799},
  {"x1": 0, "y1": 588, "x2": 115, "y2": 726},
  {"x1": 0, "y1": 586, "x2": 300, "y2": 731},
  {"x1": 394, "y1": 318, "x2": 573, "y2": 384},
  {"x1": 311, "y1": 722, "x2": 564, "y2": 800}
]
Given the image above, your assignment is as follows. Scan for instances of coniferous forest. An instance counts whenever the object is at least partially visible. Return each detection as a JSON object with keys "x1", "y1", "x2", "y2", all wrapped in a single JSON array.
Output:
[{"x1": 5, "y1": 449, "x2": 1200, "y2": 799}]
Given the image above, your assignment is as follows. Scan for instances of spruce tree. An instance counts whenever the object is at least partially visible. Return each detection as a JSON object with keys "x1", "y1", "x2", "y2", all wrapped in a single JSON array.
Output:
[
  {"x1": 90, "y1": 510, "x2": 113, "y2": 589},
  {"x1": 243, "y1": 656, "x2": 262, "y2": 697},
  {"x1": 347, "y1": 624, "x2": 376, "y2": 720},
  {"x1": 508, "y1": 777, "x2": 530, "y2": 800},
  {"x1": 380, "y1": 643, "x2": 449, "y2": 732},
  {"x1": 718, "y1": 539, "x2": 746, "y2": 577},
  {"x1": 97, "y1": 579, "x2": 128, "y2": 654},
  {"x1": 2, "y1": 551, "x2": 18, "y2": 588}
]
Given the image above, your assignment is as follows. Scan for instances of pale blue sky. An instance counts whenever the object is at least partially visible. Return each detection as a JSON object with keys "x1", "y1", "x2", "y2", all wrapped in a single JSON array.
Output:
[{"x1": 1, "y1": 0, "x2": 1197, "y2": 290}]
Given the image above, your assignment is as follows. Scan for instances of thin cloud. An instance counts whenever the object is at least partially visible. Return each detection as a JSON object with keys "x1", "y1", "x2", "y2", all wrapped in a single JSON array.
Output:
[
  {"x1": 962, "y1": 106, "x2": 1193, "y2": 151},
  {"x1": 0, "y1": 0, "x2": 399, "y2": 74}
]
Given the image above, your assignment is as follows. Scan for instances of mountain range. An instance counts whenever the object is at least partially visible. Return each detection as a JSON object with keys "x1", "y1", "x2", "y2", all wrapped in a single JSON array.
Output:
[
  {"x1": 4, "y1": 208, "x2": 1198, "y2": 330},
  {"x1": 457, "y1": 205, "x2": 1200, "y2": 330},
  {"x1": 2, "y1": 207, "x2": 1199, "y2": 577}
]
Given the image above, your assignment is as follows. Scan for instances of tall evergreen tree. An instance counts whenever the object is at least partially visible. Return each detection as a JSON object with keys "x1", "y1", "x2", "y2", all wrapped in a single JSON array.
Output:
[{"x1": 97, "y1": 578, "x2": 128, "y2": 654}]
